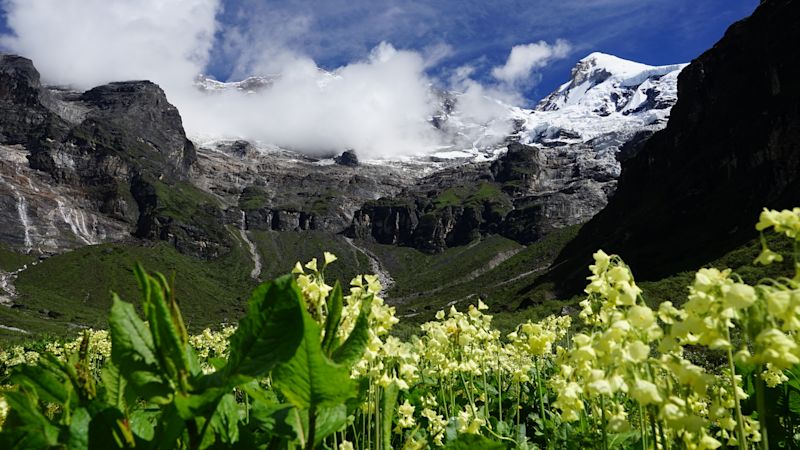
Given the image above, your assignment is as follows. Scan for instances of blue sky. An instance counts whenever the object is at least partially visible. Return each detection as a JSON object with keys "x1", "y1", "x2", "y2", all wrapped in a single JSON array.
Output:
[
  {"x1": 201, "y1": 0, "x2": 759, "y2": 100},
  {"x1": 0, "y1": 0, "x2": 757, "y2": 103}
]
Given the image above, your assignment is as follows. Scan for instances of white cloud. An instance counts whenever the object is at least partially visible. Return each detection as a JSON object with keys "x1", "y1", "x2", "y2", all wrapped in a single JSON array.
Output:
[
  {"x1": 0, "y1": 1, "x2": 572, "y2": 158},
  {"x1": 421, "y1": 42, "x2": 455, "y2": 68},
  {"x1": 182, "y1": 42, "x2": 443, "y2": 158},
  {"x1": 491, "y1": 39, "x2": 571, "y2": 85},
  {"x1": 0, "y1": 0, "x2": 220, "y2": 91},
  {"x1": 0, "y1": 0, "x2": 441, "y2": 158}
]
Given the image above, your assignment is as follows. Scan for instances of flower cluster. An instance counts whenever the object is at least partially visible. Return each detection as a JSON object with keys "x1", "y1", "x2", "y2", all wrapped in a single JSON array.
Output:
[{"x1": 5, "y1": 208, "x2": 800, "y2": 449}]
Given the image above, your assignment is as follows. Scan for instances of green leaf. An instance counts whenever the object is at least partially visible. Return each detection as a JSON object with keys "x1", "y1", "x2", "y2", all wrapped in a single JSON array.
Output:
[
  {"x1": 331, "y1": 294, "x2": 373, "y2": 366},
  {"x1": 239, "y1": 380, "x2": 279, "y2": 405},
  {"x1": 173, "y1": 388, "x2": 228, "y2": 421},
  {"x1": 109, "y1": 295, "x2": 173, "y2": 403},
  {"x1": 321, "y1": 281, "x2": 343, "y2": 356},
  {"x1": 272, "y1": 308, "x2": 355, "y2": 411},
  {"x1": 89, "y1": 407, "x2": 136, "y2": 449},
  {"x1": 200, "y1": 393, "x2": 241, "y2": 449},
  {"x1": 109, "y1": 296, "x2": 155, "y2": 366},
  {"x1": 789, "y1": 388, "x2": 800, "y2": 415},
  {"x1": 0, "y1": 390, "x2": 61, "y2": 449},
  {"x1": 223, "y1": 275, "x2": 305, "y2": 382},
  {"x1": 129, "y1": 409, "x2": 158, "y2": 441},
  {"x1": 136, "y1": 267, "x2": 190, "y2": 383},
  {"x1": 248, "y1": 403, "x2": 298, "y2": 442},
  {"x1": 10, "y1": 354, "x2": 72, "y2": 407},
  {"x1": 380, "y1": 382, "x2": 399, "y2": 450},
  {"x1": 101, "y1": 362, "x2": 128, "y2": 412},
  {"x1": 284, "y1": 404, "x2": 348, "y2": 447},
  {"x1": 67, "y1": 407, "x2": 91, "y2": 450},
  {"x1": 208, "y1": 357, "x2": 227, "y2": 371},
  {"x1": 313, "y1": 404, "x2": 347, "y2": 446},
  {"x1": 150, "y1": 405, "x2": 187, "y2": 450}
]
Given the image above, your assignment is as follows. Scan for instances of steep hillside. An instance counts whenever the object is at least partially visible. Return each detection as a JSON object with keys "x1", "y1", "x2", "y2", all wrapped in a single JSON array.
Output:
[
  {"x1": 541, "y1": 0, "x2": 800, "y2": 296},
  {"x1": 0, "y1": 48, "x2": 689, "y2": 340}
]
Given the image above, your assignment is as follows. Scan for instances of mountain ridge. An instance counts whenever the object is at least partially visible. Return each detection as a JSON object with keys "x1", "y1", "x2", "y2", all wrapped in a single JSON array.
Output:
[
  {"x1": 538, "y1": 0, "x2": 800, "y2": 296},
  {"x1": 0, "y1": 48, "x2": 687, "y2": 338}
]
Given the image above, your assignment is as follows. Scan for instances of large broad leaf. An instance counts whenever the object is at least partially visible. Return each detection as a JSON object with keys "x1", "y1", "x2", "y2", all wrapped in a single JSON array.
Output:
[
  {"x1": 135, "y1": 267, "x2": 191, "y2": 383},
  {"x1": 199, "y1": 393, "x2": 241, "y2": 449},
  {"x1": 272, "y1": 308, "x2": 355, "y2": 411},
  {"x1": 109, "y1": 296, "x2": 170, "y2": 402},
  {"x1": 223, "y1": 275, "x2": 305, "y2": 382},
  {"x1": 331, "y1": 294, "x2": 373, "y2": 366},
  {"x1": 66, "y1": 407, "x2": 91, "y2": 450},
  {"x1": 101, "y1": 362, "x2": 128, "y2": 412},
  {"x1": 10, "y1": 354, "x2": 72, "y2": 406},
  {"x1": 0, "y1": 390, "x2": 61, "y2": 449},
  {"x1": 312, "y1": 404, "x2": 347, "y2": 446},
  {"x1": 321, "y1": 281, "x2": 343, "y2": 356},
  {"x1": 129, "y1": 409, "x2": 159, "y2": 442}
]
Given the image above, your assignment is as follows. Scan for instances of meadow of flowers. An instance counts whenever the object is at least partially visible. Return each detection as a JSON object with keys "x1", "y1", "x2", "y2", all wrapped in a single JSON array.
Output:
[{"x1": 1, "y1": 208, "x2": 800, "y2": 449}]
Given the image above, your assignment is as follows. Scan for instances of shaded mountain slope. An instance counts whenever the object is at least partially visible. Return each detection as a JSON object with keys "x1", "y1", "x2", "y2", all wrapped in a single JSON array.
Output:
[{"x1": 541, "y1": 0, "x2": 800, "y2": 296}]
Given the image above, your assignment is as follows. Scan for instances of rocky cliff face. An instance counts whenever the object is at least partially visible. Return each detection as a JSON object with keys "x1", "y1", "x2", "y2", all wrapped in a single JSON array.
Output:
[
  {"x1": 543, "y1": 0, "x2": 800, "y2": 294},
  {"x1": 347, "y1": 140, "x2": 618, "y2": 251},
  {"x1": 0, "y1": 46, "x2": 686, "y2": 263},
  {"x1": 0, "y1": 55, "x2": 217, "y2": 257},
  {"x1": 0, "y1": 55, "x2": 56, "y2": 144},
  {"x1": 341, "y1": 53, "x2": 685, "y2": 254},
  {"x1": 190, "y1": 140, "x2": 413, "y2": 234}
]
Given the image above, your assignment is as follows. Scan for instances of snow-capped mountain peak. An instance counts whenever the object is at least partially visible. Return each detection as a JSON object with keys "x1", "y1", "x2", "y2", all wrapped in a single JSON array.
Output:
[
  {"x1": 536, "y1": 53, "x2": 686, "y2": 113},
  {"x1": 575, "y1": 52, "x2": 656, "y2": 79},
  {"x1": 194, "y1": 74, "x2": 280, "y2": 93}
]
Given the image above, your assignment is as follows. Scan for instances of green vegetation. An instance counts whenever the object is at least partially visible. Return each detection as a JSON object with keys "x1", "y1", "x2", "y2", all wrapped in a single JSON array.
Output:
[
  {"x1": 636, "y1": 228, "x2": 794, "y2": 310},
  {"x1": 239, "y1": 185, "x2": 343, "y2": 217},
  {"x1": 0, "y1": 261, "x2": 378, "y2": 450},
  {"x1": 0, "y1": 224, "x2": 579, "y2": 344},
  {"x1": 364, "y1": 226, "x2": 581, "y2": 328},
  {"x1": 3, "y1": 208, "x2": 800, "y2": 449},
  {"x1": 432, "y1": 182, "x2": 511, "y2": 214},
  {"x1": 0, "y1": 244, "x2": 36, "y2": 272},
  {"x1": 250, "y1": 230, "x2": 372, "y2": 283},
  {"x1": 152, "y1": 180, "x2": 223, "y2": 222},
  {"x1": 2, "y1": 241, "x2": 255, "y2": 344},
  {"x1": 237, "y1": 186, "x2": 269, "y2": 210}
]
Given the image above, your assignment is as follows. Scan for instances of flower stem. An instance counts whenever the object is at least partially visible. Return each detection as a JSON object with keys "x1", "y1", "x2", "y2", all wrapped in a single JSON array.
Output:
[
  {"x1": 639, "y1": 404, "x2": 647, "y2": 450},
  {"x1": 755, "y1": 372, "x2": 770, "y2": 450},
  {"x1": 726, "y1": 327, "x2": 748, "y2": 450},
  {"x1": 599, "y1": 396, "x2": 608, "y2": 450},
  {"x1": 535, "y1": 358, "x2": 547, "y2": 438}
]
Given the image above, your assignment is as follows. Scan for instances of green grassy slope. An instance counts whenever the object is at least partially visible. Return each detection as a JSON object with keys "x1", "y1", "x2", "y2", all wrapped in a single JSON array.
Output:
[
  {"x1": 363, "y1": 226, "x2": 581, "y2": 332},
  {"x1": 0, "y1": 244, "x2": 36, "y2": 272},
  {"x1": 249, "y1": 230, "x2": 373, "y2": 283},
  {"x1": 0, "y1": 230, "x2": 375, "y2": 345},
  {"x1": 1, "y1": 238, "x2": 256, "y2": 344},
  {"x1": 2, "y1": 219, "x2": 785, "y2": 346}
]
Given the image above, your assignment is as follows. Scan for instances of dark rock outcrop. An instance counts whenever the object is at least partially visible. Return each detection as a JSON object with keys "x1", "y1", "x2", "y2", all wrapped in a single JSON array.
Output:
[
  {"x1": 0, "y1": 55, "x2": 58, "y2": 144},
  {"x1": 543, "y1": 0, "x2": 800, "y2": 295},
  {"x1": 490, "y1": 142, "x2": 542, "y2": 194},
  {"x1": 348, "y1": 138, "x2": 617, "y2": 251},
  {"x1": 0, "y1": 54, "x2": 223, "y2": 257},
  {"x1": 348, "y1": 199, "x2": 496, "y2": 252},
  {"x1": 79, "y1": 81, "x2": 196, "y2": 174},
  {"x1": 334, "y1": 150, "x2": 359, "y2": 167}
]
